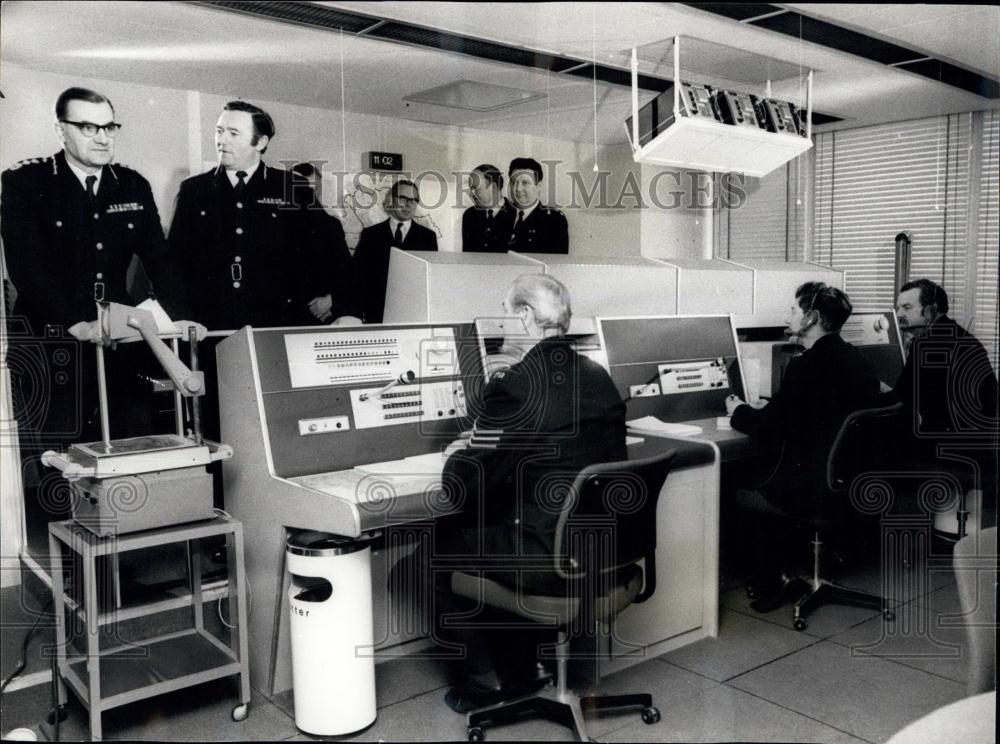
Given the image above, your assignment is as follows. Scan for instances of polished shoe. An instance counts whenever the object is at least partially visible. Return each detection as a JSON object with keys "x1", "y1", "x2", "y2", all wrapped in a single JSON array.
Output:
[{"x1": 444, "y1": 676, "x2": 547, "y2": 714}]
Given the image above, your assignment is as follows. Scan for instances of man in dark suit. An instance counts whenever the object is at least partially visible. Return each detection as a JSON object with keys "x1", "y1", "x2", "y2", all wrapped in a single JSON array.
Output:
[
  {"x1": 885, "y1": 278, "x2": 997, "y2": 450},
  {"x1": 2, "y1": 86, "x2": 196, "y2": 531},
  {"x1": 434, "y1": 274, "x2": 626, "y2": 712},
  {"x1": 499, "y1": 157, "x2": 568, "y2": 254},
  {"x1": 881, "y1": 278, "x2": 998, "y2": 526},
  {"x1": 350, "y1": 179, "x2": 437, "y2": 323},
  {"x1": 462, "y1": 163, "x2": 507, "y2": 253},
  {"x1": 169, "y1": 101, "x2": 325, "y2": 331},
  {"x1": 290, "y1": 162, "x2": 353, "y2": 322},
  {"x1": 725, "y1": 282, "x2": 878, "y2": 612}
]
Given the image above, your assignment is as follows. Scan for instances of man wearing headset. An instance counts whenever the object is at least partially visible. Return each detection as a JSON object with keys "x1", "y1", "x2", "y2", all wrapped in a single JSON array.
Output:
[{"x1": 725, "y1": 282, "x2": 878, "y2": 612}]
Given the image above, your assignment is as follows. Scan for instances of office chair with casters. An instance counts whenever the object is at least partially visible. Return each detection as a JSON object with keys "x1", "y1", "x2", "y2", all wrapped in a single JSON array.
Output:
[
  {"x1": 448, "y1": 449, "x2": 677, "y2": 742},
  {"x1": 783, "y1": 403, "x2": 907, "y2": 631}
]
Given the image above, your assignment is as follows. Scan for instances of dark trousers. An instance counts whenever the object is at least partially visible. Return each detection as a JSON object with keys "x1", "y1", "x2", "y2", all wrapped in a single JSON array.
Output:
[
  {"x1": 392, "y1": 510, "x2": 554, "y2": 690},
  {"x1": 735, "y1": 489, "x2": 805, "y2": 589}
]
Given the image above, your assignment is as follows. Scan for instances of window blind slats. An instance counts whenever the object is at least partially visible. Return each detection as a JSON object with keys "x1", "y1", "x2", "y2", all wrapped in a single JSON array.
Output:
[
  {"x1": 814, "y1": 111, "x2": 997, "y2": 369},
  {"x1": 974, "y1": 110, "x2": 999, "y2": 368},
  {"x1": 813, "y1": 114, "x2": 968, "y2": 313},
  {"x1": 726, "y1": 167, "x2": 790, "y2": 261}
]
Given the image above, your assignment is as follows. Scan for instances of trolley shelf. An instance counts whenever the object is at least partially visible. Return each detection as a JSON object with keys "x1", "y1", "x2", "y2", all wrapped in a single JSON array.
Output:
[{"x1": 63, "y1": 629, "x2": 241, "y2": 710}]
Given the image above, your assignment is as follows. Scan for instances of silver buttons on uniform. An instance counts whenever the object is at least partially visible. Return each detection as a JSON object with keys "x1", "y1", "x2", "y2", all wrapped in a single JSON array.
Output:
[
  {"x1": 200, "y1": 210, "x2": 206, "y2": 216},
  {"x1": 233, "y1": 281, "x2": 241, "y2": 288},
  {"x1": 234, "y1": 256, "x2": 242, "y2": 262},
  {"x1": 93, "y1": 213, "x2": 100, "y2": 220},
  {"x1": 96, "y1": 242, "x2": 103, "y2": 250},
  {"x1": 235, "y1": 227, "x2": 244, "y2": 235},
  {"x1": 127, "y1": 223, "x2": 134, "y2": 230},
  {"x1": 236, "y1": 202, "x2": 243, "y2": 209},
  {"x1": 95, "y1": 272, "x2": 103, "y2": 280},
  {"x1": 55, "y1": 220, "x2": 63, "y2": 227}
]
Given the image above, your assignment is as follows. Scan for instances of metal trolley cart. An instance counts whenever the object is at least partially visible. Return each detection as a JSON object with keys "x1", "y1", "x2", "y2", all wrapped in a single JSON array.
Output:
[{"x1": 48, "y1": 514, "x2": 251, "y2": 741}]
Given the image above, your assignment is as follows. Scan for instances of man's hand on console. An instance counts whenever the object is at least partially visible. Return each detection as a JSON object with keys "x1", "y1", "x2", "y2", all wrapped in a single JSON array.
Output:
[
  {"x1": 68, "y1": 319, "x2": 111, "y2": 347},
  {"x1": 725, "y1": 394, "x2": 745, "y2": 416},
  {"x1": 444, "y1": 430, "x2": 474, "y2": 456},
  {"x1": 174, "y1": 320, "x2": 208, "y2": 342},
  {"x1": 308, "y1": 295, "x2": 333, "y2": 321}
]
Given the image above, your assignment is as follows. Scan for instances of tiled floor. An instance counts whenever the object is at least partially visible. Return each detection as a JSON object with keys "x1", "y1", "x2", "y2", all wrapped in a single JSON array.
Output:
[{"x1": 0, "y1": 540, "x2": 988, "y2": 743}]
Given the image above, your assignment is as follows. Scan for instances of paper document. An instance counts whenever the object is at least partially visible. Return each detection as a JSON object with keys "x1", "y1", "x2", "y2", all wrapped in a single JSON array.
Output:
[{"x1": 627, "y1": 416, "x2": 703, "y2": 436}]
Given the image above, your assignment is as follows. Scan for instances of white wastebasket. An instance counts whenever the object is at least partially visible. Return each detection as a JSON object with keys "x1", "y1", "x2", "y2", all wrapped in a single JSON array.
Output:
[{"x1": 286, "y1": 531, "x2": 376, "y2": 736}]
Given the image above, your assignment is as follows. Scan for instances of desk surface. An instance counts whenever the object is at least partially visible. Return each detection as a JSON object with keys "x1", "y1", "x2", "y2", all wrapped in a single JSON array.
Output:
[
  {"x1": 288, "y1": 435, "x2": 715, "y2": 532},
  {"x1": 630, "y1": 417, "x2": 766, "y2": 464}
]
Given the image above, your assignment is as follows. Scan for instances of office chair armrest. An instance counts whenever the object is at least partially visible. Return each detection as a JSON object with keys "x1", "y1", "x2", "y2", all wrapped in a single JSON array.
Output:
[
  {"x1": 633, "y1": 551, "x2": 657, "y2": 604},
  {"x1": 826, "y1": 402, "x2": 904, "y2": 491}
]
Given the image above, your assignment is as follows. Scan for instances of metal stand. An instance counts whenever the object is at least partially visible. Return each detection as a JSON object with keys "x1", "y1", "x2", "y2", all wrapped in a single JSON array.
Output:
[{"x1": 48, "y1": 515, "x2": 250, "y2": 741}]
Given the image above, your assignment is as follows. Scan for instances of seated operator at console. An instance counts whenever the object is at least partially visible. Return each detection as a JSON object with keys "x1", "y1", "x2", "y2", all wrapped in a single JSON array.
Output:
[
  {"x1": 430, "y1": 273, "x2": 626, "y2": 713},
  {"x1": 725, "y1": 282, "x2": 878, "y2": 612}
]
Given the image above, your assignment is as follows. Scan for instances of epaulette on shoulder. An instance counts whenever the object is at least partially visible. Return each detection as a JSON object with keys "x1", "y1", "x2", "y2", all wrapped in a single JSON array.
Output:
[
  {"x1": 5, "y1": 156, "x2": 52, "y2": 173},
  {"x1": 544, "y1": 206, "x2": 565, "y2": 217}
]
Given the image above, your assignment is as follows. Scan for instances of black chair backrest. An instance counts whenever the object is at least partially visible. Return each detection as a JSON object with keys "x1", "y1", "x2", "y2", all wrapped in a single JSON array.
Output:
[
  {"x1": 827, "y1": 402, "x2": 905, "y2": 492},
  {"x1": 552, "y1": 450, "x2": 676, "y2": 597}
]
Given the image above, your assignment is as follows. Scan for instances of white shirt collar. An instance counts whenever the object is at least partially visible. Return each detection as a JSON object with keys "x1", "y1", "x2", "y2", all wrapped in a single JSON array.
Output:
[
  {"x1": 517, "y1": 201, "x2": 540, "y2": 220},
  {"x1": 66, "y1": 159, "x2": 101, "y2": 194},
  {"x1": 388, "y1": 217, "x2": 411, "y2": 239},
  {"x1": 225, "y1": 161, "x2": 260, "y2": 188}
]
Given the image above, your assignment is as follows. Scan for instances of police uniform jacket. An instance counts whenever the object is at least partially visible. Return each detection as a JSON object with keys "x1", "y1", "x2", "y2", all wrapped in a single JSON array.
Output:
[
  {"x1": 443, "y1": 336, "x2": 627, "y2": 594},
  {"x1": 169, "y1": 164, "x2": 324, "y2": 330},
  {"x1": 1, "y1": 151, "x2": 186, "y2": 335},
  {"x1": 461, "y1": 205, "x2": 507, "y2": 253},
  {"x1": 499, "y1": 202, "x2": 569, "y2": 254},
  {"x1": 350, "y1": 218, "x2": 438, "y2": 323},
  {"x1": 731, "y1": 333, "x2": 878, "y2": 518}
]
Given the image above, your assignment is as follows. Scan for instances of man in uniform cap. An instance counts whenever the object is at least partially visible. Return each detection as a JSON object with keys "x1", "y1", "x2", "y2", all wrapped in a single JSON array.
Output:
[
  {"x1": 500, "y1": 157, "x2": 568, "y2": 254},
  {"x1": 462, "y1": 164, "x2": 507, "y2": 253},
  {"x1": 1, "y1": 86, "x2": 196, "y2": 539}
]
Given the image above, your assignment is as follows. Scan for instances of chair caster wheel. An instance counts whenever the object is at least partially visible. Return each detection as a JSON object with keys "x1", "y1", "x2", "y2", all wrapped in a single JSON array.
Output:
[
  {"x1": 883, "y1": 609, "x2": 896, "y2": 622},
  {"x1": 641, "y1": 706, "x2": 661, "y2": 724},
  {"x1": 468, "y1": 726, "x2": 485, "y2": 742},
  {"x1": 793, "y1": 617, "x2": 807, "y2": 631},
  {"x1": 47, "y1": 705, "x2": 69, "y2": 725},
  {"x1": 232, "y1": 703, "x2": 249, "y2": 722}
]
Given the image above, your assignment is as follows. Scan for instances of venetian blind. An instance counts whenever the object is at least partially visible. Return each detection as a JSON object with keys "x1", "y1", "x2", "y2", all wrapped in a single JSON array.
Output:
[
  {"x1": 726, "y1": 166, "x2": 790, "y2": 261},
  {"x1": 975, "y1": 110, "x2": 999, "y2": 368},
  {"x1": 813, "y1": 116, "x2": 961, "y2": 311}
]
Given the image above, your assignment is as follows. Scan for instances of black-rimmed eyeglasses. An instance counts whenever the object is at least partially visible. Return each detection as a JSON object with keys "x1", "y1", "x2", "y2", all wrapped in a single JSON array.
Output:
[{"x1": 60, "y1": 120, "x2": 123, "y2": 138}]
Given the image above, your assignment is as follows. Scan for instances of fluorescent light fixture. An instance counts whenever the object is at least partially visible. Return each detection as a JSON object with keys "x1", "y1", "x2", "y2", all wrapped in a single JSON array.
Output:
[{"x1": 403, "y1": 80, "x2": 546, "y2": 111}]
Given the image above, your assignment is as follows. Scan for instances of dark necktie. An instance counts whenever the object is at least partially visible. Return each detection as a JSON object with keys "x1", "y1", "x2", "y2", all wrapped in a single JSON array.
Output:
[
  {"x1": 394, "y1": 223, "x2": 404, "y2": 248},
  {"x1": 85, "y1": 175, "x2": 97, "y2": 207},
  {"x1": 235, "y1": 170, "x2": 247, "y2": 198},
  {"x1": 509, "y1": 210, "x2": 524, "y2": 243}
]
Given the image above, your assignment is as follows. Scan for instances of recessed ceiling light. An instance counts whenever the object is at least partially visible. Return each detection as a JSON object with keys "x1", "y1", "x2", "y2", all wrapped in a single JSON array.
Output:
[{"x1": 403, "y1": 80, "x2": 546, "y2": 111}]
